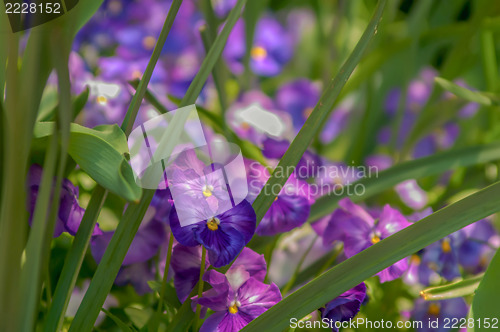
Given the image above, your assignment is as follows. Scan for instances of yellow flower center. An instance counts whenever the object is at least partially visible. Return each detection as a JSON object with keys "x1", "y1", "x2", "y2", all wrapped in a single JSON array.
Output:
[
  {"x1": 274, "y1": 196, "x2": 278, "y2": 202},
  {"x1": 371, "y1": 235, "x2": 380, "y2": 244},
  {"x1": 202, "y1": 185, "x2": 214, "y2": 197},
  {"x1": 303, "y1": 107, "x2": 314, "y2": 119},
  {"x1": 142, "y1": 36, "x2": 156, "y2": 50},
  {"x1": 241, "y1": 122, "x2": 250, "y2": 130},
  {"x1": 207, "y1": 217, "x2": 220, "y2": 231},
  {"x1": 251, "y1": 46, "x2": 267, "y2": 60},
  {"x1": 96, "y1": 96, "x2": 108, "y2": 105},
  {"x1": 427, "y1": 303, "x2": 440, "y2": 316},
  {"x1": 228, "y1": 303, "x2": 239, "y2": 314},
  {"x1": 441, "y1": 239, "x2": 452, "y2": 253},
  {"x1": 411, "y1": 254, "x2": 421, "y2": 265}
]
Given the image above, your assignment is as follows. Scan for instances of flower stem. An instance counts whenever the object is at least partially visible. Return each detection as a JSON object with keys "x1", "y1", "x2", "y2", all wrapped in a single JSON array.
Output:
[
  {"x1": 194, "y1": 246, "x2": 207, "y2": 329},
  {"x1": 282, "y1": 235, "x2": 318, "y2": 296},
  {"x1": 155, "y1": 233, "x2": 175, "y2": 317}
]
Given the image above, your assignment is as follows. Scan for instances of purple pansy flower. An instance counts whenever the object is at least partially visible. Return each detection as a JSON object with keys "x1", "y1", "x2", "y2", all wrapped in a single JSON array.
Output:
[
  {"x1": 171, "y1": 244, "x2": 210, "y2": 302},
  {"x1": 192, "y1": 248, "x2": 281, "y2": 332},
  {"x1": 224, "y1": 16, "x2": 294, "y2": 76},
  {"x1": 211, "y1": 0, "x2": 237, "y2": 17},
  {"x1": 320, "y1": 283, "x2": 367, "y2": 331},
  {"x1": 26, "y1": 164, "x2": 102, "y2": 238},
  {"x1": 170, "y1": 198, "x2": 256, "y2": 267},
  {"x1": 322, "y1": 198, "x2": 411, "y2": 282},
  {"x1": 420, "y1": 232, "x2": 464, "y2": 283},
  {"x1": 411, "y1": 298, "x2": 468, "y2": 332},
  {"x1": 275, "y1": 79, "x2": 321, "y2": 132},
  {"x1": 246, "y1": 161, "x2": 314, "y2": 236}
]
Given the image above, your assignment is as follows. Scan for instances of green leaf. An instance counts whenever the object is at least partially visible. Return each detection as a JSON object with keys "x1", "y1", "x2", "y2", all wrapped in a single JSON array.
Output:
[
  {"x1": 309, "y1": 142, "x2": 500, "y2": 222},
  {"x1": 472, "y1": 247, "x2": 500, "y2": 331},
  {"x1": 420, "y1": 274, "x2": 483, "y2": 300},
  {"x1": 101, "y1": 308, "x2": 136, "y2": 332},
  {"x1": 243, "y1": 181, "x2": 500, "y2": 331},
  {"x1": 37, "y1": 86, "x2": 90, "y2": 122},
  {"x1": 435, "y1": 77, "x2": 499, "y2": 106},
  {"x1": 251, "y1": 0, "x2": 387, "y2": 223},
  {"x1": 33, "y1": 122, "x2": 141, "y2": 202}
]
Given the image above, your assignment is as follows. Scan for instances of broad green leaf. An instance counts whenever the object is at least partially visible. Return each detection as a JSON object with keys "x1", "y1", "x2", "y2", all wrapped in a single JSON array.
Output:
[
  {"x1": 472, "y1": 247, "x2": 500, "y2": 331},
  {"x1": 435, "y1": 77, "x2": 499, "y2": 106},
  {"x1": 243, "y1": 181, "x2": 500, "y2": 331},
  {"x1": 309, "y1": 142, "x2": 500, "y2": 222},
  {"x1": 420, "y1": 274, "x2": 483, "y2": 300},
  {"x1": 33, "y1": 122, "x2": 141, "y2": 202},
  {"x1": 101, "y1": 308, "x2": 136, "y2": 332},
  {"x1": 251, "y1": 0, "x2": 387, "y2": 223}
]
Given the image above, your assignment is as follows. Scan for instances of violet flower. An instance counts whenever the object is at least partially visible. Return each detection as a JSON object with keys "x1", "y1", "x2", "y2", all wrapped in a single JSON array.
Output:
[
  {"x1": 192, "y1": 248, "x2": 281, "y2": 331},
  {"x1": 171, "y1": 244, "x2": 210, "y2": 302},
  {"x1": 411, "y1": 298, "x2": 468, "y2": 332},
  {"x1": 246, "y1": 161, "x2": 313, "y2": 236},
  {"x1": 420, "y1": 232, "x2": 464, "y2": 283},
  {"x1": 322, "y1": 198, "x2": 411, "y2": 282},
  {"x1": 224, "y1": 17, "x2": 293, "y2": 76},
  {"x1": 26, "y1": 164, "x2": 102, "y2": 238},
  {"x1": 320, "y1": 283, "x2": 367, "y2": 331},
  {"x1": 170, "y1": 198, "x2": 256, "y2": 267}
]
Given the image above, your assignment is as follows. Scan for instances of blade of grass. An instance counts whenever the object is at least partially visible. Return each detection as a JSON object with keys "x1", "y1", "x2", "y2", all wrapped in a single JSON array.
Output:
[
  {"x1": 243, "y1": 181, "x2": 500, "y2": 331},
  {"x1": 420, "y1": 274, "x2": 483, "y2": 300},
  {"x1": 69, "y1": 1, "x2": 247, "y2": 330},
  {"x1": 472, "y1": 247, "x2": 500, "y2": 329},
  {"x1": 251, "y1": 0, "x2": 387, "y2": 223},
  {"x1": 19, "y1": 27, "x2": 74, "y2": 332}
]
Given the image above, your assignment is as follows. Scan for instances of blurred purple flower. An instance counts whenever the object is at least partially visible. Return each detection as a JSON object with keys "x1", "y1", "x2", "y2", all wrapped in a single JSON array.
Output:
[
  {"x1": 262, "y1": 137, "x2": 322, "y2": 180},
  {"x1": 395, "y1": 180, "x2": 428, "y2": 210},
  {"x1": 27, "y1": 164, "x2": 102, "y2": 238},
  {"x1": 193, "y1": 248, "x2": 280, "y2": 332},
  {"x1": 211, "y1": 0, "x2": 237, "y2": 17},
  {"x1": 411, "y1": 298, "x2": 468, "y2": 332},
  {"x1": 246, "y1": 161, "x2": 313, "y2": 236},
  {"x1": 322, "y1": 198, "x2": 411, "y2": 282},
  {"x1": 276, "y1": 79, "x2": 320, "y2": 131},
  {"x1": 421, "y1": 232, "x2": 464, "y2": 283},
  {"x1": 320, "y1": 283, "x2": 367, "y2": 331},
  {"x1": 91, "y1": 216, "x2": 167, "y2": 266},
  {"x1": 224, "y1": 17, "x2": 294, "y2": 76}
]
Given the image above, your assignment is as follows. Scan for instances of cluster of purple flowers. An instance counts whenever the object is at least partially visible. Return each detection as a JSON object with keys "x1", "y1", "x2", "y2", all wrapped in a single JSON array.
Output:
[{"x1": 23, "y1": 1, "x2": 499, "y2": 331}]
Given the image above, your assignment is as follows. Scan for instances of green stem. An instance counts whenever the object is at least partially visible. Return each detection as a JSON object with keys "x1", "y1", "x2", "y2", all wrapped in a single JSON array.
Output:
[
  {"x1": 195, "y1": 247, "x2": 207, "y2": 329},
  {"x1": 151, "y1": 232, "x2": 175, "y2": 329},
  {"x1": 282, "y1": 235, "x2": 318, "y2": 296}
]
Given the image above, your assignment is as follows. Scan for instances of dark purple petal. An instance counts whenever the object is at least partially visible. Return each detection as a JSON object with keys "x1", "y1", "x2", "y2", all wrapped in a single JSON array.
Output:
[
  {"x1": 169, "y1": 206, "x2": 203, "y2": 247},
  {"x1": 321, "y1": 283, "x2": 366, "y2": 324},
  {"x1": 256, "y1": 193, "x2": 310, "y2": 236},
  {"x1": 171, "y1": 244, "x2": 209, "y2": 302},
  {"x1": 197, "y1": 225, "x2": 247, "y2": 268}
]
